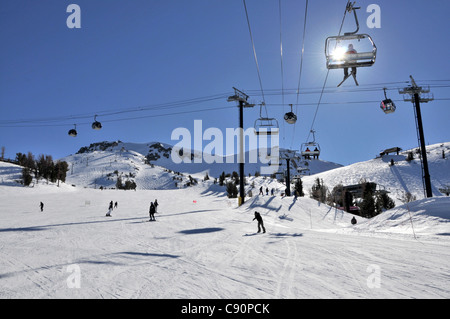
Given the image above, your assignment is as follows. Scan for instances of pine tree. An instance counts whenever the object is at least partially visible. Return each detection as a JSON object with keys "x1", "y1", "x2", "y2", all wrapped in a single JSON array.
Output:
[
  {"x1": 226, "y1": 181, "x2": 238, "y2": 198},
  {"x1": 360, "y1": 184, "x2": 376, "y2": 218},
  {"x1": 294, "y1": 178, "x2": 304, "y2": 197},
  {"x1": 219, "y1": 171, "x2": 225, "y2": 186},
  {"x1": 310, "y1": 178, "x2": 327, "y2": 203},
  {"x1": 376, "y1": 192, "x2": 396, "y2": 213},
  {"x1": 231, "y1": 171, "x2": 239, "y2": 184},
  {"x1": 22, "y1": 168, "x2": 33, "y2": 186}
]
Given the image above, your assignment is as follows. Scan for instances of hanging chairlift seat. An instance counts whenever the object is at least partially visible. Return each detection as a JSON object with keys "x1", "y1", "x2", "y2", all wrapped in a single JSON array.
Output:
[
  {"x1": 254, "y1": 118, "x2": 279, "y2": 135},
  {"x1": 301, "y1": 142, "x2": 320, "y2": 159},
  {"x1": 301, "y1": 130, "x2": 320, "y2": 159},
  {"x1": 325, "y1": 34, "x2": 377, "y2": 70}
]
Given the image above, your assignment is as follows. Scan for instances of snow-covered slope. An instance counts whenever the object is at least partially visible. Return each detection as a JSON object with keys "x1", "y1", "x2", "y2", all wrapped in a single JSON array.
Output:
[
  {"x1": 1, "y1": 142, "x2": 449, "y2": 299},
  {"x1": 0, "y1": 178, "x2": 449, "y2": 299},
  {"x1": 302, "y1": 142, "x2": 450, "y2": 205}
]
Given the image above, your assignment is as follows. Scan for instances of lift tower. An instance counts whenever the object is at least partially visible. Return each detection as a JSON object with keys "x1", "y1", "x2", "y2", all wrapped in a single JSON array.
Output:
[
  {"x1": 399, "y1": 76, "x2": 434, "y2": 198},
  {"x1": 227, "y1": 87, "x2": 254, "y2": 205}
]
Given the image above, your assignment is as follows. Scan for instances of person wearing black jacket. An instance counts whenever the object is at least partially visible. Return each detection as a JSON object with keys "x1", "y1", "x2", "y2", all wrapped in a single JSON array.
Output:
[
  {"x1": 149, "y1": 202, "x2": 156, "y2": 221},
  {"x1": 253, "y1": 211, "x2": 266, "y2": 233}
]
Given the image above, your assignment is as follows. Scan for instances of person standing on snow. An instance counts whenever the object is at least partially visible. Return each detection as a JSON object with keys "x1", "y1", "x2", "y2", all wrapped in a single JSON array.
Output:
[
  {"x1": 40, "y1": 202, "x2": 44, "y2": 212},
  {"x1": 149, "y1": 202, "x2": 156, "y2": 221},
  {"x1": 253, "y1": 211, "x2": 266, "y2": 233}
]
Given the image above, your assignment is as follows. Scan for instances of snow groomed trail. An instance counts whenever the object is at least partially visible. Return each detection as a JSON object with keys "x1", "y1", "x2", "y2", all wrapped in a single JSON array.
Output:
[{"x1": 0, "y1": 184, "x2": 449, "y2": 299}]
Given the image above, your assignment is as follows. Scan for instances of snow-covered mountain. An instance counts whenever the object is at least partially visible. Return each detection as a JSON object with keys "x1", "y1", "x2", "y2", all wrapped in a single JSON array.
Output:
[{"x1": 58, "y1": 140, "x2": 342, "y2": 190}]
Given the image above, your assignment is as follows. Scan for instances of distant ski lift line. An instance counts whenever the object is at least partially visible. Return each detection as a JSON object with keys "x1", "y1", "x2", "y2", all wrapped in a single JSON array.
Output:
[
  {"x1": 1, "y1": 96, "x2": 450, "y2": 128},
  {"x1": 1, "y1": 80, "x2": 447, "y2": 125},
  {"x1": 0, "y1": 84, "x2": 449, "y2": 128}
]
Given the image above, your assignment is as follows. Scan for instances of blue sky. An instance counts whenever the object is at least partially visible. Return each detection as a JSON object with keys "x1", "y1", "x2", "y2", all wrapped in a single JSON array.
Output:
[{"x1": 1, "y1": 0, "x2": 449, "y2": 166}]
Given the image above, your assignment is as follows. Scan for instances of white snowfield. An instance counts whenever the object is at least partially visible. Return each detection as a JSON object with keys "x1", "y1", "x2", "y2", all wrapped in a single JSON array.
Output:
[{"x1": 0, "y1": 142, "x2": 449, "y2": 299}]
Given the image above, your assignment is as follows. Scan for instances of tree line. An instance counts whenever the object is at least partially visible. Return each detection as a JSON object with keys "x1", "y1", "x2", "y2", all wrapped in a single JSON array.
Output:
[
  {"x1": 310, "y1": 178, "x2": 396, "y2": 218},
  {"x1": 15, "y1": 152, "x2": 69, "y2": 186}
]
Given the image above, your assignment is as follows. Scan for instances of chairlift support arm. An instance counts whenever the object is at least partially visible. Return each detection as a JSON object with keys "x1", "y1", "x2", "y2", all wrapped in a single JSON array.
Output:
[{"x1": 344, "y1": 1, "x2": 360, "y2": 35}]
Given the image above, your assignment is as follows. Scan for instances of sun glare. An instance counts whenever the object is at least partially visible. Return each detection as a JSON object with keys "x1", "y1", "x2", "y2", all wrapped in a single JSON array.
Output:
[{"x1": 331, "y1": 46, "x2": 347, "y2": 60}]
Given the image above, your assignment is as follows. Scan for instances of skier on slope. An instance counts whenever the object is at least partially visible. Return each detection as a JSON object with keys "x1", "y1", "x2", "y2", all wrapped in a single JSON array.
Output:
[
  {"x1": 154, "y1": 199, "x2": 158, "y2": 214},
  {"x1": 253, "y1": 211, "x2": 266, "y2": 233},
  {"x1": 149, "y1": 202, "x2": 156, "y2": 221}
]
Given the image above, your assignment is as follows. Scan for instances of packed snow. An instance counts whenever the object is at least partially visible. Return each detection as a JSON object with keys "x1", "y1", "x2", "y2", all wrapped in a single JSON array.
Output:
[{"x1": 0, "y1": 142, "x2": 449, "y2": 299}]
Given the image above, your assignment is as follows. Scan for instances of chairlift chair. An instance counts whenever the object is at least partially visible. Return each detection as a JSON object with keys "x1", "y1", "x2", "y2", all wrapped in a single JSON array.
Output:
[
  {"x1": 301, "y1": 142, "x2": 320, "y2": 159},
  {"x1": 380, "y1": 88, "x2": 396, "y2": 114},
  {"x1": 254, "y1": 117, "x2": 279, "y2": 135},
  {"x1": 300, "y1": 130, "x2": 320, "y2": 159},
  {"x1": 254, "y1": 103, "x2": 279, "y2": 135},
  {"x1": 68, "y1": 124, "x2": 77, "y2": 137},
  {"x1": 325, "y1": 34, "x2": 377, "y2": 70},
  {"x1": 325, "y1": 2, "x2": 377, "y2": 86},
  {"x1": 92, "y1": 115, "x2": 102, "y2": 130}
]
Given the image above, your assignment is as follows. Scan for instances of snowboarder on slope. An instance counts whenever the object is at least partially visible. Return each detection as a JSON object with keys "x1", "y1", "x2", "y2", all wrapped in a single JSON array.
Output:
[
  {"x1": 253, "y1": 211, "x2": 266, "y2": 233},
  {"x1": 40, "y1": 202, "x2": 44, "y2": 212},
  {"x1": 106, "y1": 201, "x2": 113, "y2": 217},
  {"x1": 149, "y1": 202, "x2": 156, "y2": 221},
  {"x1": 351, "y1": 216, "x2": 357, "y2": 225}
]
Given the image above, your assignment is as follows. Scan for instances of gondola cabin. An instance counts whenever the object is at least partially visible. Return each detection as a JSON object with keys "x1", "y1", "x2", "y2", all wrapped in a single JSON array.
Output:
[
  {"x1": 68, "y1": 128, "x2": 77, "y2": 137},
  {"x1": 380, "y1": 99, "x2": 396, "y2": 114},
  {"x1": 92, "y1": 121, "x2": 102, "y2": 130},
  {"x1": 284, "y1": 112, "x2": 297, "y2": 124},
  {"x1": 92, "y1": 115, "x2": 102, "y2": 130},
  {"x1": 284, "y1": 104, "x2": 297, "y2": 124},
  {"x1": 68, "y1": 124, "x2": 77, "y2": 137}
]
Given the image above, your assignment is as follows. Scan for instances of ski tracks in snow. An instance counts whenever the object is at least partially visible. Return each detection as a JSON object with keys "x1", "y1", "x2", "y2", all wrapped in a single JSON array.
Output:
[{"x1": 274, "y1": 239, "x2": 298, "y2": 298}]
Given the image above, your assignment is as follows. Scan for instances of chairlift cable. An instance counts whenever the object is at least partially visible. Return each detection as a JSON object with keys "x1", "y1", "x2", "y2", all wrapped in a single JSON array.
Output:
[
  {"x1": 279, "y1": 0, "x2": 286, "y2": 146},
  {"x1": 243, "y1": 0, "x2": 267, "y2": 118},
  {"x1": 306, "y1": 1, "x2": 348, "y2": 144},
  {"x1": 291, "y1": 0, "x2": 309, "y2": 149}
]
